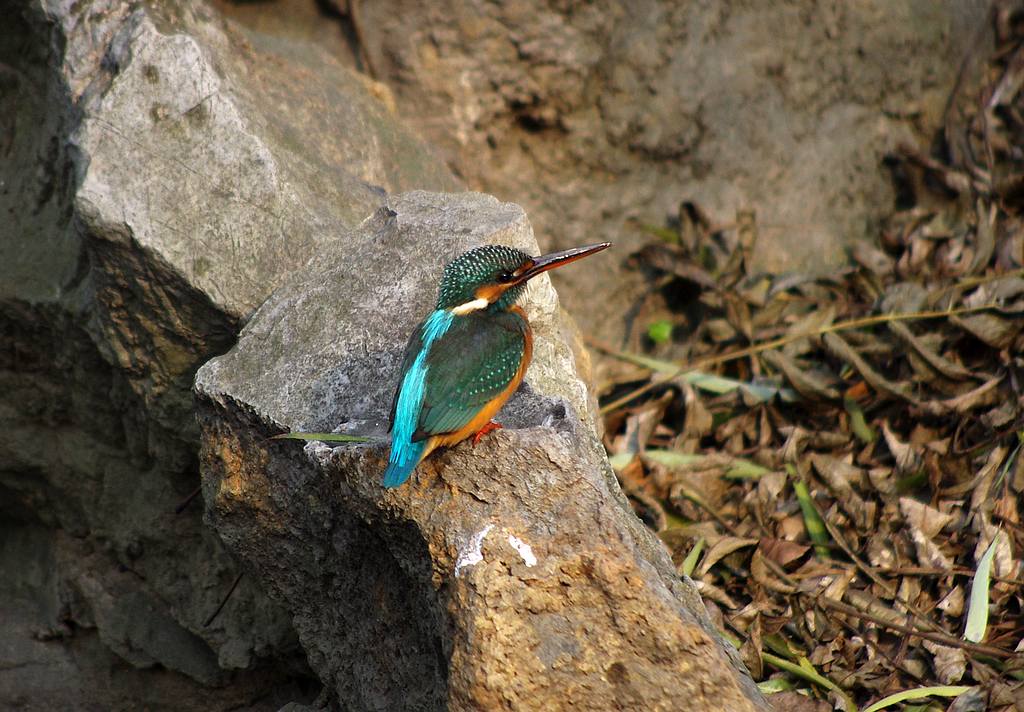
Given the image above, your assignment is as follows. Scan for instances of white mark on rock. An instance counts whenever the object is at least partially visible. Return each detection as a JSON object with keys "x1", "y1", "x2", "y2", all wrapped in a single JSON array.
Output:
[
  {"x1": 507, "y1": 534, "x2": 537, "y2": 567},
  {"x1": 454, "y1": 524, "x2": 494, "y2": 577}
]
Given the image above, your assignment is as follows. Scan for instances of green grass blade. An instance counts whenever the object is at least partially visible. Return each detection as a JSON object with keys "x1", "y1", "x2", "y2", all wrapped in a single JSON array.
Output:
[
  {"x1": 272, "y1": 432, "x2": 371, "y2": 442},
  {"x1": 679, "y1": 537, "x2": 705, "y2": 577},
  {"x1": 791, "y1": 473, "x2": 831, "y2": 559},
  {"x1": 995, "y1": 437, "x2": 1022, "y2": 489},
  {"x1": 964, "y1": 531, "x2": 1001, "y2": 643},
  {"x1": 844, "y1": 397, "x2": 876, "y2": 444},
  {"x1": 643, "y1": 449, "x2": 770, "y2": 479},
  {"x1": 762, "y1": 652, "x2": 855, "y2": 711},
  {"x1": 860, "y1": 685, "x2": 972, "y2": 712},
  {"x1": 722, "y1": 459, "x2": 771, "y2": 480}
]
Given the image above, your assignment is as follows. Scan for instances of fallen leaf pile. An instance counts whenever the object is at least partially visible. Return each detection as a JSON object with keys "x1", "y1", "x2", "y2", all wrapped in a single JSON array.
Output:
[{"x1": 596, "y1": 8, "x2": 1024, "y2": 711}]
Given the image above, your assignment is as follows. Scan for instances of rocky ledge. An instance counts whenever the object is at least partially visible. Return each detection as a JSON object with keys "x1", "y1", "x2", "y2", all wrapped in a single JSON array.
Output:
[{"x1": 195, "y1": 191, "x2": 768, "y2": 711}]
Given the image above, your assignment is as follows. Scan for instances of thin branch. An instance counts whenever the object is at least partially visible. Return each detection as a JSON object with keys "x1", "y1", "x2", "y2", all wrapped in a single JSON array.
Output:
[{"x1": 814, "y1": 596, "x2": 1013, "y2": 660}]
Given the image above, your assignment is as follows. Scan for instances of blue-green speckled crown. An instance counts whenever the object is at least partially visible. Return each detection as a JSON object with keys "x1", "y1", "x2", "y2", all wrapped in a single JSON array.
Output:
[{"x1": 435, "y1": 245, "x2": 531, "y2": 311}]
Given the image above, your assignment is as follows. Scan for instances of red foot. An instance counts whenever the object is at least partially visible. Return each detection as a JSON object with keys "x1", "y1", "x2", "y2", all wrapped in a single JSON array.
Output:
[{"x1": 472, "y1": 420, "x2": 503, "y2": 446}]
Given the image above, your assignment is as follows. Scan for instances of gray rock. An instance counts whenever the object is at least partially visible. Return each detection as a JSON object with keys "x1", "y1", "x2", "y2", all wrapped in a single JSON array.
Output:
[
  {"x1": 0, "y1": 524, "x2": 313, "y2": 712},
  {"x1": 195, "y1": 191, "x2": 768, "y2": 711},
  {"x1": 73, "y1": 3, "x2": 458, "y2": 320},
  {"x1": 0, "y1": 0, "x2": 456, "y2": 707}
]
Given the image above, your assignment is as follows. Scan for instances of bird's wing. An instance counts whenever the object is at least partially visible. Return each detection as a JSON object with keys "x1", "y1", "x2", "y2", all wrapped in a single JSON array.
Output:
[
  {"x1": 414, "y1": 311, "x2": 527, "y2": 440},
  {"x1": 389, "y1": 317, "x2": 429, "y2": 433}
]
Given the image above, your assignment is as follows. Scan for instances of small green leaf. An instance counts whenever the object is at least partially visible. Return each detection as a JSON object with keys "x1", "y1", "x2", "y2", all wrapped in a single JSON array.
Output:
[
  {"x1": 647, "y1": 320, "x2": 673, "y2": 344},
  {"x1": 756, "y1": 678, "x2": 795, "y2": 694},
  {"x1": 964, "y1": 531, "x2": 1002, "y2": 643},
  {"x1": 272, "y1": 432, "x2": 370, "y2": 442},
  {"x1": 844, "y1": 397, "x2": 876, "y2": 444},
  {"x1": 792, "y1": 475, "x2": 831, "y2": 559},
  {"x1": 663, "y1": 510, "x2": 690, "y2": 530},
  {"x1": 763, "y1": 633, "x2": 805, "y2": 660},
  {"x1": 895, "y1": 470, "x2": 928, "y2": 494}
]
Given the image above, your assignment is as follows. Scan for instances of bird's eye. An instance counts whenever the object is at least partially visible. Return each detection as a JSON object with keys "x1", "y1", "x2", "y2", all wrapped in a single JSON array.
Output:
[{"x1": 497, "y1": 271, "x2": 514, "y2": 283}]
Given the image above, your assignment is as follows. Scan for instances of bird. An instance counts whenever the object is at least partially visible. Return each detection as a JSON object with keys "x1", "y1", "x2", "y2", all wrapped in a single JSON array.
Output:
[{"x1": 382, "y1": 241, "x2": 611, "y2": 487}]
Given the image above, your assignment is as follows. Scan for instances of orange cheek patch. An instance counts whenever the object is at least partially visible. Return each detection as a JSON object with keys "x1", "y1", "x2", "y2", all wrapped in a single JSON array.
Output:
[{"x1": 475, "y1": 283, "x2": 508, "y2": 303}]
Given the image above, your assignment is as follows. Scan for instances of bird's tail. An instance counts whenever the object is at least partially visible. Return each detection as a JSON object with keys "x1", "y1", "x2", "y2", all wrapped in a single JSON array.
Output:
[{"x1": 382, "y1": 438, "x2": 430, "y2": 488}]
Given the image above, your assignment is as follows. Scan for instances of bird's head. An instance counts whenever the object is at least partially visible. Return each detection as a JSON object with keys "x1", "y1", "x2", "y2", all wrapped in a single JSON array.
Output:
[{"x1": 435, "y1": 242, "x2": 611, "y2": 314}]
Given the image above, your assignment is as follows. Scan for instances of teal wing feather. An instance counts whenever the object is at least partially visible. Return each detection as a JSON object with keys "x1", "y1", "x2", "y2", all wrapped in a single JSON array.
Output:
[
  {"x1": 384, "y1": 309, "x2": 455, "y2": 487},
  {"x1": 414, "y1": 311, "x2": 527, "y2": 440},
  {"x1": 388, "y1": 321, "x2": 427, "y2": 432}
]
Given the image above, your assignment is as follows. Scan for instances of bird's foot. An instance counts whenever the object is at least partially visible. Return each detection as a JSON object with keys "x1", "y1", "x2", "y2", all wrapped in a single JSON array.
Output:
[{"x1": 472, "y1": 420, "x2": 502, "y2": 446}]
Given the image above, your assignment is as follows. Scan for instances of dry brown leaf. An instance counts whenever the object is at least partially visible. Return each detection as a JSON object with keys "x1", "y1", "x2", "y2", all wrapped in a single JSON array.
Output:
[
  {"x1": 780, "y1": 303, "x2": 838, "y2": 358},
  {"x1": 968, "y1": 199, "x2": 997, "y2": 275},
  {"x1": 739, "y1": 615, "x2": 764, "y2": 680},
  {"x1": 811, "y1": 454, "x2": 872, "y2": 528},
  {"x1": 899, "y1": 498, "x2": 956, "y2": 538},
  {"x1": 969, "y1": 446, "x2": 1009, "y2": 518},
  {"x1": 679, "y1": 382, "x2": 713, "y2": 440},
  {"x1": 909, "y1": 525, "x2": 954, "y2": 569},
  {"x1": 759, "y1": 538, "x2": 811, "y2": 568},
  {"x1": 750, "y1": 550, "x2": 797, "y2": 595},
  {"x1": 694, "y1": 579, "x2": 739, "y2": 609},
  {"x1": 823, "y1": 332, "x2": 922, "y2": 407},
  {"x1": 936, "y1": 585, "x2": 966, "y2": 617},
  {"x1": 923, "y1": 640, "x2": 968, "y2": 684},
  {"x1": 942, "y1": 376, "x2": 1004, "y2": 413},
  {"x1": 888, "y1": 320, "x2": 975, "y2": 381},
  {"x1": 867, "y1": 466, "x2": 897, "y2": 495},
  {"x1": 953, "y1": 277, "x2": 1024, "y2": 348},
  {"x1": 882, "y1": 422, "x2": 922, "y2": 475},
  {"x1": 974, "y1": 522, "x2": 1021, "y2": 584},
  {"x1": 762, "y1": 349, "x2": 841, "y2": 401},
  {"x1": 620, "y1": 391, "x2": 673, "y2": 456},
  {"x1": 696, "y1": 536, "x2": 758, "y2": 578},
  {"x1": 780, "y1": 426, "x2": 812, "y2": 463}
]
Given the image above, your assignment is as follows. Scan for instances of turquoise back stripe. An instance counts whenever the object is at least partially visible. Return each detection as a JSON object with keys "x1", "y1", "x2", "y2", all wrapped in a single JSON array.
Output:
[{"x1": 384, "y1": 309, "x2": 454, "y2": 487}]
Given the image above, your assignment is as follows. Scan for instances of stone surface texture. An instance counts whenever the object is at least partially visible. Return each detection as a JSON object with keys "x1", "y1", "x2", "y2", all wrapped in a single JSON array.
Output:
[
  {"x1": 196, "y1": 190, "x2": 768, "y2": 712},
  {"x1": 340, "y1": 0, "x2": 988, "y2": 345},
  {"x1": 0, "y1": 0, "x2": 455, "y2": 708}
]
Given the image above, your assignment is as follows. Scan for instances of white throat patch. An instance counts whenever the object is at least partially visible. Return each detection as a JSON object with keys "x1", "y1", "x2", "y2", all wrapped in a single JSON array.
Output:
[{"x1": 451, "y1": 298, "x2": 489, "y2": 315}]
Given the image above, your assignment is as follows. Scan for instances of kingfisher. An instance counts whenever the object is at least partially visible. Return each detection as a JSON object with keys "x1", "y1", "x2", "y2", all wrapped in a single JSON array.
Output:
[{"x1": 382, "y1": 241, "x2": 611, "y2": 487}]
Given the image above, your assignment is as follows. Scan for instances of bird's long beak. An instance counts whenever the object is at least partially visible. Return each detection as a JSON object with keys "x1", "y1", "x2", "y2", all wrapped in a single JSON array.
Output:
[{"x1": 514, "y1": 242, "x2": 611, "y2": 283}]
